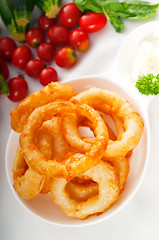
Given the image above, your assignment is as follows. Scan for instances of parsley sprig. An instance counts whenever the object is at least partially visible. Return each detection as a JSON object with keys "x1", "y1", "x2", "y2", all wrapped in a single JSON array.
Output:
[{"x1": 135, "y1": 73, "x2": 159, "y2": 96}]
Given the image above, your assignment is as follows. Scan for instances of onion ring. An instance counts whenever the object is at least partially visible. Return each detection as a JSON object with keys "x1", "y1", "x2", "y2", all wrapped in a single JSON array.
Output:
[
  {"x1": 10, "y1": 82, "x2": 75, "y2": 133},
  {"x1": 107, "y1": 157, "x2": 130, "y2": 191},
  {"x1": 66, "y1": 178, "x2": 99, "y2": 202},
  {"x1": 35, "y1": 127, "x2": 53, "y2": 160},
  {"x1": 14, "y1": 168, "x2": 45, "y2": 200},
  {"x1": 13, "y1": 147, "x2": 45, "y2": 199},
  {"x1": 63, "y1": 87, "x2": 144, "y2": 158},
  {"x1": 50, "y1": 161, "x2": 119, "y2": 219},
  {"x1": 42, "y1": 117, "x2": 69, "y2": 161},
  {"x1": 12, "y1": 146, "x2": 28, "y2": 180},
  {"x1": 66, "y1": 156, "x2": 129, "y2": 199},
  {"x1": 43, "y1": 117, "x2": 99, "y2": 201},
  {"x1": 19, "y1": 100, "x2": 109, "y2": 179},
  {"x1": 12, "y1": 125, "x2": 54, "y2": 197}
]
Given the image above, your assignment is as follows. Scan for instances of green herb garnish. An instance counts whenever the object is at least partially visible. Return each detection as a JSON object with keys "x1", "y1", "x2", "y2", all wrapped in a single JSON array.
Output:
[
  {"x1": 135, "y1": 73, "x2": 159, "y2": 96},
  {"x1": 74, "y1": 0, "x2": 159, "y2": 32}
]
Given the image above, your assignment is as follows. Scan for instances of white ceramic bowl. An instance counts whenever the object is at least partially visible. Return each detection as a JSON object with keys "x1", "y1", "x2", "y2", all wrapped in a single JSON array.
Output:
[
  {"x1": 6, "y1": 20, "x2": 158, "y2": 227},
  {"x1": 5, "y1": 76, "x2": 150, "y2": 227}
]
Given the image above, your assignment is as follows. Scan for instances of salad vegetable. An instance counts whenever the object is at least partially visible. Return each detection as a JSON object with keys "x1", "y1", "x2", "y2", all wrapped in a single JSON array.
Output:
[
  {"x1": 73, "y1": 0, "x2": 159, "y2": 32},
  {"x1": 79, "y1": 12, "x2": 107, "y2": 33},
  {"x1": 135, "y1": 73, "x2": 159, "y2": 96},
  {"x1": 7, "y1": 76, "x2": 28, "y2": 102},
  {"x1": 58, "y1": 2, "x2": 82, "y2": 29},
  {"x1": 35, "y1": 0, "x2": 62, "y2": 18},
  {"x1": 0, "y1": 0, "x2": 35, "y2": 42}
]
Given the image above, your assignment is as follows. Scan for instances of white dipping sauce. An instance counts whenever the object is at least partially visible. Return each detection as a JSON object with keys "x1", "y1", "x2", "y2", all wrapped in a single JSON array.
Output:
[{"x1": 131, "y1": 39, "x2": 159, "y2": 82}]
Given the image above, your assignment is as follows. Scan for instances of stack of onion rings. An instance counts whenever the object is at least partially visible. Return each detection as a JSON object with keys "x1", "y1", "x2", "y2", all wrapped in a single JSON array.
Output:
[
  {"x1": 10, "y1": 82, "x2": 144, "y2": 219},
  {"x1": 64, "y1": 87, "x2": 144, "y2": 159}
]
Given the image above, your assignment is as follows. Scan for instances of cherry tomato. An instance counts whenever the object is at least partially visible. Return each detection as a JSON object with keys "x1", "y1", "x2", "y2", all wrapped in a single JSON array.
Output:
[
  {"x1": 0, "y1": 53, "x2": 9, "y2": 79},
  {"x1": 48, "y1": 25, "x2": 70, "y2": 46},
  {"x1": 69, "y1": 29, "x2": 89, "y2": 51},
  {"x1": 55, "y1": 47, "x2": 77, "y2": 68},
  {"x1": 39, "y1": 67, "x2": 58, "y2": 86},
  {"x1": 26, "y1": 28, "x2": 45, "y2": 48},
  {"x1": 38, "y1": 13, "x2": 56, "y2": 31},
  {"x1": 79, "y1": 13, "x2": 107, "y2": 33},
  {"x1": 37, "y1": 42, "x2": 56, "y2": 62},
  {"x1": 25, "y1": 59, "x2": 44, "y2": 78},
  {"x1": 0, "y1": 37, "x2": 16, "y2": 61},
  {"x1": 7, "y1": 77, "x2": 28, "y2": 102},
  {"x1": 12, "y1": 45, "x2": 32, "y2": 68},
  {"x1": 59, "y1": 3, "x2": 82, "y2": 29}
]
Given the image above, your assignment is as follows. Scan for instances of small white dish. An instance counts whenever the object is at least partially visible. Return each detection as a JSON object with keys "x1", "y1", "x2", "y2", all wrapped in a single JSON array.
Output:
[{"x1": 6, "y1": 20, "x2": 159, "y2": 227}]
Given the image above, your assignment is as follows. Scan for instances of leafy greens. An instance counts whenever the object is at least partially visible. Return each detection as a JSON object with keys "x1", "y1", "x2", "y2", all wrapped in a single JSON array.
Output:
[
  {"x1": 135, "y1": 73, "x2": 159, "y2": 96},
  {"x1": 74, "y1": 0, "x2": 159, "y2": 32}
]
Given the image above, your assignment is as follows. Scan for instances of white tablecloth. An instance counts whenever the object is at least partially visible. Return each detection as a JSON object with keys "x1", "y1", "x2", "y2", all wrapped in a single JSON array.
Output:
[{"x1": 1, "y1": 1, "x2": 159, "y2": 239}]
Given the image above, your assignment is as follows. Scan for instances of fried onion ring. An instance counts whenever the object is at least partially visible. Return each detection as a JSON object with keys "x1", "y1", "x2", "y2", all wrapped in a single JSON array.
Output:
[
  {"x1": 19, "y1": 100, "x2": 109, "y2": 179},
  {"x1": 10, "y1": 82, "x2": 75, "y2": 133},
  {"x1": 14, "y1": 168, "x2": 45, "y2": 199},
  {"x1": 107, "y1": 157, "x2": 130, "y2": 191},
  {"x1": 50, "y1": 161, "x2": 119, "y2": 219},
  {"x1": 63, "y1": 88, "x2": 144, "y2": 158},
  {"x1": 66, "y1": 178, "x2": 99, "y2": 202},
  {"x1": 12, "y1": 146, "x2": 28, "y2": 180},
  {"x1": 43, "y1": 117, "x2": 100, "y2": 201},
  {"x1": 13, "y1": 147, "x2": 45, "y2": 199},
  {"x1": 42, "y1": 117, "x2": 69, "y2": 161},
  {"x1": 12, "y1": 126, "x2": 54, "y2": 197},
  {"x1": 35, "y1": 127, "x2": 53, "y2": 160}
]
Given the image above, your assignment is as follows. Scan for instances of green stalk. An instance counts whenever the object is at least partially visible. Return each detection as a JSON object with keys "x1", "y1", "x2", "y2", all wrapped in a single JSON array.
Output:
[
  {"x1": 0, "y1": 75, "x2": 10, "y2": 94},
  {"x1": 36, "y1": 0, "x2": 62, "y2": 18},
  {"x1": 0, "y1": 0, "x2": 35, "y2": 42}
]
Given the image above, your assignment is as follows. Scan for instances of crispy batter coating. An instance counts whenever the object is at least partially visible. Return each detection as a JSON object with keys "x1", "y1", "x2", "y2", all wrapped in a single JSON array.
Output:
[
  {"x1": 10, "y1": 82, "x2": 75, "y2": 133},
  {"x1": 19, "y1": 101, "x2": 109, "y2": 179},
  {"x1": 50, "y1": 161, "x2": 120, "y2": 219},
  {"x1": 64, "y1": 87, "x2": 144, "y2": 158},
  {"x1": 10, "y1": 83, "x2": 144, "y2": 219}
]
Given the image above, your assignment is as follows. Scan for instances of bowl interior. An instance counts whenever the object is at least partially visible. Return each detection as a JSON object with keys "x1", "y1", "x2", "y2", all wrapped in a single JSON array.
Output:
[
  {"x1": 5, "y1": 76, "x2": 150, "y2": 227},
  {"x1": 116, "y1": 20, "x2": 159, "y2": 80}
]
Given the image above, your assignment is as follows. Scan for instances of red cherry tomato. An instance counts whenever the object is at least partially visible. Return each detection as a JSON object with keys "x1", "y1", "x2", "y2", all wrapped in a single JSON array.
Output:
[
  {"x1": 79, "y1": 13, "x2": 107, "y2": 33},
  {"x1": 0, "y1": 53, "x2": 9, "y2": 79},
  {"x1": 39, "y1": 67, "x2": 58, "y2": 86},
  {"x1": 26, "y1": 28, "x2": 45, "y2": 48},
  {"x1": 55, "y1": 47, "x2": 77, "y2": 68},
  {"x1": 59, "y1": 3, "x2": 82, "y2": 29},
  {"x1": 0, "y1": 37, "x2": 16, "y2": 61},
  {"x1": 38, "y1": 13, "x2": 56, "y2": 31},
  {"x1": 7, "y1": 77, "x2": 28, "y2": 102},
  {"x1": 37, "y1": 42, "x2": 56, "y2": 62},
  {"x1": 25, "y1": 59, "x2": 44, "y2": 78},
  {"x1": 12, "y1": 45, "x2": 32, "y2": 68},
  {"x1": 48, "y1": 25, "x2": 70, "y2": 46},
  {"x1": 69, "y1": 29, "x2": 89, "y2": 51}
]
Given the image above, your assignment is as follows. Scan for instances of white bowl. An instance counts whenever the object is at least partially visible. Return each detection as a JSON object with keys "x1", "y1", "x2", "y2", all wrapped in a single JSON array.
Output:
[
  {"x1": 116, "y1": 20, "x2": 159, "y2": 81},
  {"x1": 5, "y1": 75, "x2": 150, "y2": 227},
  {"x1": 6, "y1": 20, "x2": 159, "y2": 227}
]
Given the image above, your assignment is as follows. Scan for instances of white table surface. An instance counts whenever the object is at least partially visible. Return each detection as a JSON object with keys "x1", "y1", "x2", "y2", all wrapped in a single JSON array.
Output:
[{"x1": 1, "y1": 1, "x2": 159, "y2": 239}]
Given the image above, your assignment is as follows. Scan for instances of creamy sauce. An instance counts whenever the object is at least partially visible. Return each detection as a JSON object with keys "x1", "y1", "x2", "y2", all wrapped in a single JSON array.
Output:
[{"x1": 131, "y1": 39, "x2": 159, "y2": 82}]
